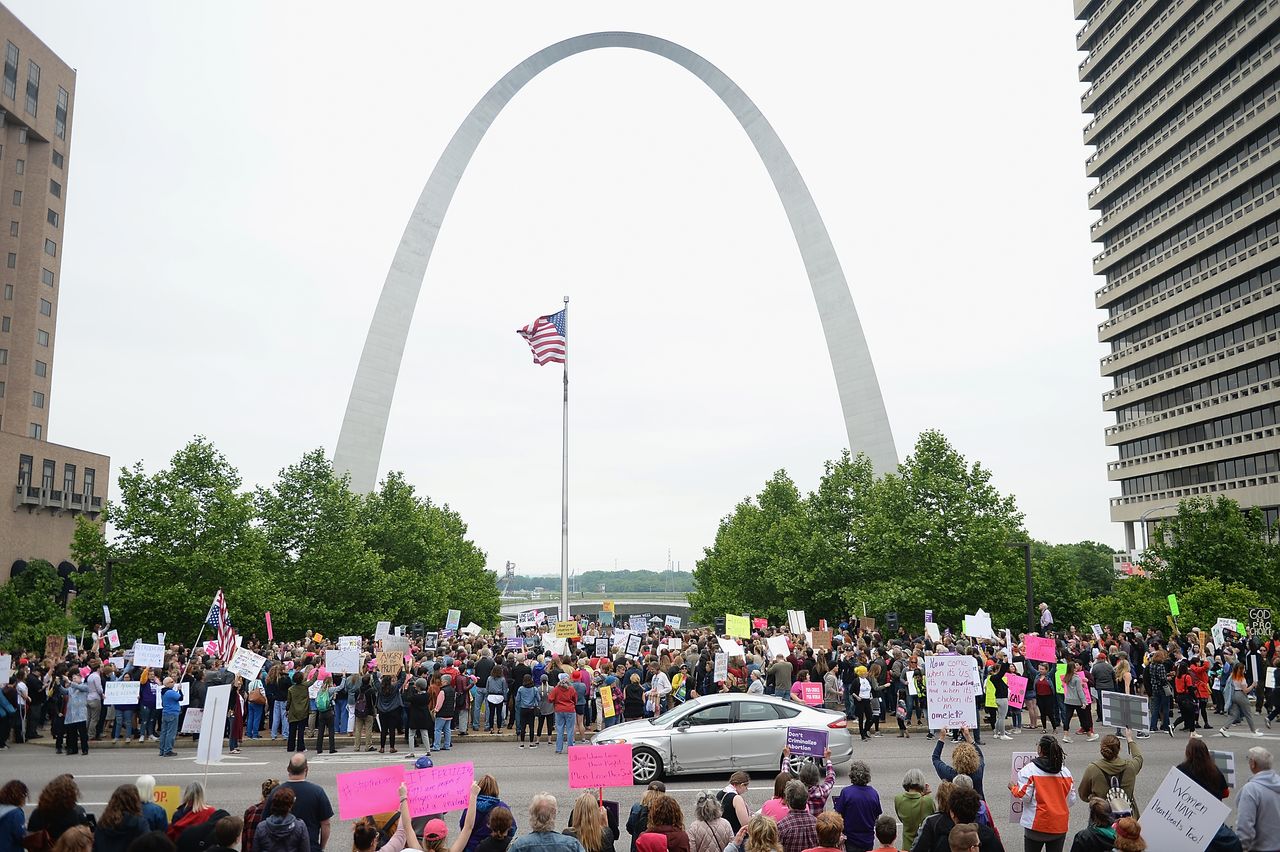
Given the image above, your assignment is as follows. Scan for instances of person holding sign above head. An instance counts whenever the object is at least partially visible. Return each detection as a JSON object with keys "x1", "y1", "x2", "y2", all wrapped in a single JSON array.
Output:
[
  {"x1": 932, "y1": 727, "x2": 985, "y2": 800},
  {"x1": 351, "y1": 782, "x2": 417, "y2": 852}
]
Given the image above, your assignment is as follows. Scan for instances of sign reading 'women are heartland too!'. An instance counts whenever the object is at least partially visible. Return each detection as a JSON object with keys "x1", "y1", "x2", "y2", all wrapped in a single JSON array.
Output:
[{"x1": 925, "y1": 655, "x2": 978, "y2": 729}]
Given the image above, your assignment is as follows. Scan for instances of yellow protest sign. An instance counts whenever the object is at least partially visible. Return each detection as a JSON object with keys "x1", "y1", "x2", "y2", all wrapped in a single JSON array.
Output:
[
  {"x1": 152, "y1": 786, "x2": 182, "y2": 819},
  {"x1": 725, "y1": 614, "x2": 749, "y2": 638},
  {"x1": 312, "y1": 633, "x2": 325, "y2": 643},
  {"x1": 601, "y1": 683, "x2": 616, "y2": 718},
  {"x1": 602, "y1": 600, "x2": 615, "y2": 613},
  {"x1": 556, "y1": 620, "x2": 581, "y2": 638}
]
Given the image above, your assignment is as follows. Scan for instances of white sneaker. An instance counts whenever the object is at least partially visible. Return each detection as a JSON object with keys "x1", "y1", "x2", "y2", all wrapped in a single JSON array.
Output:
[
  {"x1": 1190, "y1": 732, "x2": 1203, "y2": 739},
  {"x1": 1254, "y1": 731, "x2": 1266, "y2": 737},
  {"x1": 1086, "y1": 734, "x2": 1098, "y2": 742},
  {"x1": 1220, "y1": 727, "x2": 1231, "y2": 737},
  {"x1": 1062, "y1": 736, "x2": 1071, "y2": 743}
]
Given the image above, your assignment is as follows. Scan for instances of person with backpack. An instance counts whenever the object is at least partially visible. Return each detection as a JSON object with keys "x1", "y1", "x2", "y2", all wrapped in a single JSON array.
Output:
[
  {"x1": 351, "y1": 674, "x2": 376, "y2": 753},
  {"x1": 312, "y1": 675, "x2": 337, "y2": 754},
  {"x1": 1076, "y1": 729, "x2": 1143, "y2": 816},
  {"x1": 286, "y1": 673, "x2": 310, "y2": 753}
]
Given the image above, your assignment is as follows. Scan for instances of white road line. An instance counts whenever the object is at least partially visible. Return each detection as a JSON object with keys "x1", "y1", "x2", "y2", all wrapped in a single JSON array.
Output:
[{"x1": 73, "y1": 773, "x2": 242, "y2": 778}]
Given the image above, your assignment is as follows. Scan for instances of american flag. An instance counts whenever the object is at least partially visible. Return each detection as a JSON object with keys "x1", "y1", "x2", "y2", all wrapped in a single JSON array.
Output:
[
  {"x1": 516, "y1": 309, "x2": 567, "y2": 365},
  {"x1": 206, "y1": 589, "x2": 238, "y2": 664}
]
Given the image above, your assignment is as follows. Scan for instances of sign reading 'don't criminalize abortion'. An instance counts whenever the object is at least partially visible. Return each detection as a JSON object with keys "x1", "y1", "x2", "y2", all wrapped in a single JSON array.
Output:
[
  {"x1": 1140, "y1": 767, "x2": 1230, "y2": 852},
  {"x1": 786, "y1": 727, "x2": 827, "y2": 758},
  {"x1": 925, "y1": 654, "x2": 978, "y2": 729}
]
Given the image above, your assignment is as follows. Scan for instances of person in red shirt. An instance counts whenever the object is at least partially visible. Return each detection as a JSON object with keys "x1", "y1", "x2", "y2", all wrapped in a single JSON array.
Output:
[{"x1": 1188, "y1": 656, "x2": 1211, "y2": 730}]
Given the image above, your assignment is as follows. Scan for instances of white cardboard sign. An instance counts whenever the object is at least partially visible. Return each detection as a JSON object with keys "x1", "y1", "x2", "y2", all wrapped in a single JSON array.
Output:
[
  {"x1": 925, "y1": 654, "x2": 978, "y2": 729},
  {"x1": 226, "y1": 648, "x2": 267, "y2": 680},
  {"x1": 1140, "y1": 767, "x2": 1230, "y2": 852},
  {"x1": 105, "y1": 680, "x2": 140, "y2": 705},
  {"x1": 325, "y1": 649, "x2": 360, "y2": 674},
  {"x1": 196, "y1": 684, "x2": 231, "y2": 765},
  {"x1": 132, "y1": 642, "x2": 164, "y2": 668}
]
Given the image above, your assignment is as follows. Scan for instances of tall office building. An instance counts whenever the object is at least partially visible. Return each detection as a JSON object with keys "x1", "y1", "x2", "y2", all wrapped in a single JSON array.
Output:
[
  {"x1": 1075, "y1": 0, "x2": 1280, "y2": 550},
  {"x1": 0, "y1": 2, "x2": 108, "y2": 584}
]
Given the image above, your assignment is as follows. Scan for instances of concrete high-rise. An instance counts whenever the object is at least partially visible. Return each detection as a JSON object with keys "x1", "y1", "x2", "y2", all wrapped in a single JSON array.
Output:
[
  {"x1": 0, "y1": 2, "x2": 108, "y2": 584},
  {"x1": 1075, "y1": 0, "x2": 1280, "y2": 550}
]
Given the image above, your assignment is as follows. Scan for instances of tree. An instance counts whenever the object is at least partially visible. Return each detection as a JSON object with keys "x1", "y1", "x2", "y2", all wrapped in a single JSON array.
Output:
[
  {"x1": 256, "y1": 449, "x2": 387, "y2": 637},
  {"x1": 0, "y1": 559, "x2": 77, "y2": 652},
  {"x1": 1144, "y1": 497, "x2": 1280, "y2": 594},
  {"x1": 361, "y1": 471, "x2": 498, "y2": 628},
  {"x1": 1084, "y1": 575, "x2": 1272, "y2": 637},
  {"x1": 70, "y1": 438, "x2": 267, "y2": 640}
]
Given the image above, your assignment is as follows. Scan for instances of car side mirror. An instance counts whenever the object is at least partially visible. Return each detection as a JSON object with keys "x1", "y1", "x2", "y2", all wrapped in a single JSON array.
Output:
[{"x1": 677, "y1": 720, "x2": 691, "y2": 730}]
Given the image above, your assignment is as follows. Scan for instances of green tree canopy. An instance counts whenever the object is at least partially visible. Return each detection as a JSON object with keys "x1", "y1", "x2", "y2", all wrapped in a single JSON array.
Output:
[{"x1": 0, "y1": 560, "x2": 77, "y2": 651}]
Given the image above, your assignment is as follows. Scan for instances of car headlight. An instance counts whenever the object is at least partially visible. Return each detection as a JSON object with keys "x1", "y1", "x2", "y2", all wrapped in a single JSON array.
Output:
[{"x1": 594, "y1": 738, "x2": 625, "y2": 744}]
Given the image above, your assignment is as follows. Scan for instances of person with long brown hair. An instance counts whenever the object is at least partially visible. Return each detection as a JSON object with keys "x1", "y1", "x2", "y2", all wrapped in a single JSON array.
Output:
[
  {"x1": 0, "y1": 780, "x2": 30, "y2": 852},
  {"x1": 642, "y1": 795, "x2": 688, "y2": 852},
  {"x1": 351, "y1": 782, "x2": 423, "y2": 852},
  {"x1": 50, "y1": 826, "x2": 92, "y2": 852},
  {"x1": 564, "y1": 792, "x2": 616, "y2": 852},
  {"x1": 1222, "y1": 662, "x2": 1262, "y2": 736},
  {"x1": 1176, "y1": 737, "x2": 1229, "y2": 800},
  {"x1": 254, "y1": 787, "x2": 309, "y2": 852},
  {"x1": 27, "y1": 775, "x2": 91, "y2": 842},
  {"x1": 92, "y1": 785, "x2": 149, "y2": 852}
]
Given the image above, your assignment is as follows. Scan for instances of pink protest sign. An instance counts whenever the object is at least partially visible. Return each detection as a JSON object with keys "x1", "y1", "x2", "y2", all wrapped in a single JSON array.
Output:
[
  {"x1": 800, "y1": 683, "x2": 824, "y2": 706},
  {"x1": 1023, "y1": 635, "x2": 1056, "y2": 664},
  {"x1": 1079, "y1": 673, "x2": 1092, "y2": 705},
  {"x1": 265, "y1": 611, "x2": 274, "y2": 642},
  {"x1": 568, "y1": 744, "x2": 634, "y2": 788},
  {"x1": 336, "y1": 764, "x2": 406, "y2": 819},
  {"x1": 406, "y1": 761, "x2": 474, "y2": 816},
  {"x1": 1005, "y1": 673, "x2": 1028, "y2": 709},
  {"x1": 752, "y1": 618, "x2": 768, "y2": 629},
  {"x1": 204, "y1": 640, "x2": 220, "y2": 657}
]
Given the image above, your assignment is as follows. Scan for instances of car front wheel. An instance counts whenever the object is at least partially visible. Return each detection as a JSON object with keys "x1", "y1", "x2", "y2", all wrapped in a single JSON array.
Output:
[{"x1": 632, "y1": 747, "x2": 664, "y2": 784}]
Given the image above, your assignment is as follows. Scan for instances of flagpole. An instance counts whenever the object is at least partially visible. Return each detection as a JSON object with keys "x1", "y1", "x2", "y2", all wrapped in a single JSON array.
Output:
[{"x1": 560, "y1": 296, "x2": 570, "y2": 625}]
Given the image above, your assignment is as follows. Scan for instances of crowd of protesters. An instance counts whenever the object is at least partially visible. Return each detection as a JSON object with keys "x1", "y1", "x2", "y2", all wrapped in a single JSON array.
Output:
[{"x1": 3, "y1": 607, "x2": 1280, "y2": 851}]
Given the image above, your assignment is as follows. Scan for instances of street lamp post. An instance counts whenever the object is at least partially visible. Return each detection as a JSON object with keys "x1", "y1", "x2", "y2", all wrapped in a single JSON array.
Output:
[
  {"x1": 1138, "y1": 505, "x2": 1178, "y2": 552},
  {"x1": 1006, "y1": 541, "x2": 1035, "y2": 634}
]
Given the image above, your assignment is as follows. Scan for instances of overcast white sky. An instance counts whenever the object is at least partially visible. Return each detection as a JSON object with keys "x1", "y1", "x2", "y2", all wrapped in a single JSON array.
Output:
[{"x1": 19, "y1": 2, "x2": 1113, "y2": 576}]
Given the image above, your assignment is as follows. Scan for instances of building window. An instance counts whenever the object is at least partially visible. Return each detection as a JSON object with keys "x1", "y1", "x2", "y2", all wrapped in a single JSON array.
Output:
[
  {"x1": 43, "y1": 238, "x2": 54, "y2": 256},
  {"x1": 3, "y1": 284, "x2": 10, "y2": 299},
  {"x1": 40, "y1": 459, "x2": 52, "y2": 489},
  {"x1": 14, "y1": 158, "x2": 22, "y2": 175},
  {"x1": 2, "y1": 42, "x2": 16, "y2": 101},
  {"x1": 0, "y1": 348, "x2": 7, "y2": 364},
  {"x1": 51, "y1": 150, "x2": 63, "y2": 169},
  {"x1": 16, "y1": 128, "x2": 25, "y2": 145},
  {"x1": 83, "y1": 467, "x2": 94, "y2": 497},
  {"x1": 34, "y1": 359, "x2": 45, "y2": 377},
  {"x1": 62, "y1": 463, "x2": 74, "y2": 495},
  {"x1": 11, "y1": 190, "x2": 19, "y2": 206},
  {"x1": 49, "y1": 180, "x2": 60, "y2": 198},
  {"x1": 54, "y1": 86, "x2": 67, "y2": 140},
  {"x1": 31, "y1": 390, "x2": 42, "y2": 408},
  {"x1": 36, "y1": 329, "x2": 48, "y2": 346},
  {"x1": 28, "y1": 422, "x2": 41, "y2": 439},
  {"x1": 8, "y1": 221, "x2": 15, "y2": 236},
  {"x1": 46, "y1": 209, "x2": 58, "y2": 228},
  {"x1": 39, "y1": 298, "x2": 50, "y2": 316},
  {"x1": 5, "y1": 253, "x2": 13, "y2": 268},
  {"x1": 17, "y1": 454, "x2": 31, "y2": 486},
  {"x1": 25, "y1": 59, "x2": 39, "y2": 116},
  {"x1": 1, "y1": 316, "x2": 8, "y2": 332},
  {"x1": 0, "y1": 381, "x2": 4, "y2": 397},
  {"x1": 40, "y1": 268, "x2": 52, "y2": 286}
]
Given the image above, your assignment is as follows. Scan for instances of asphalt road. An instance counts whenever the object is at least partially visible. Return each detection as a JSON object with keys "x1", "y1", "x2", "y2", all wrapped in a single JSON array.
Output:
[{"x1": 5, "y1": 725, "x2": 1274, "y2": 849}]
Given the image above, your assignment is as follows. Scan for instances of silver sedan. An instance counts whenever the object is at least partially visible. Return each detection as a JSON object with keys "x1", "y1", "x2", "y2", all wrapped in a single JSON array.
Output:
[{"x1": 590, "y1": 692, "x2": 855, "y2": 784}]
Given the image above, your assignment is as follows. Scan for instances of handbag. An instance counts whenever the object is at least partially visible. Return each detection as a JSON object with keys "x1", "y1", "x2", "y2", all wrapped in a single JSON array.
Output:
[
  {"x1": 22, "y1": 830, "x2": 52, "y2": 852},
  {"x1": 249, "y1": 686, "x2": 266, "y2": 705}
]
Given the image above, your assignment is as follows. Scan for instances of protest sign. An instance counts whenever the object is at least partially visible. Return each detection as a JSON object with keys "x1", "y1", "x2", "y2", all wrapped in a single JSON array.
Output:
[
  {"x1": 664, "y1": 615, "x2": 682, "y2": 630},
  {"x1": 667, "y1": 637, "x2": 683, "y2": 650},
  {"x1": 518, "y1": 610, "x2": 537, "y2": 626},
  {"x1": 1005, "y1": 674, "x2": 1028, "y2": 710},
  {"x1": 1091, "y1": 624, "x2": 1103, "y2": 640},
  {"x1": 766, "y1": 635, "x2": 790, "y2": 661},
  {"x1": 336, "y1": 764, "x2": 406, "y2": 820},
  {"x1": 925, "y1": 655, "x2": 978, "y2": 729},
  {"x1": 598, "y1": 611, "x2": 614, "y2": 627},
  {"x1": 1008, "y1": 753, "x2": 1037, "y2": 823},
  {"x1": 422, "y1": 632, "x2": 438, "y2": 650},
  {"x1": 374, "y1": 621, "x2": 392, "y2": 639},
  {"x1": 629, "y1": 615, "x2": 647, "y2": 633},
  {"x1": 542, "y1": 634, "x2": 568, "y2": 657},
  {"x1": 1024, "y1": 635, "x2": 1056, "y2": 664},
  {"x1": 103, "y1": 604, "x2": 111, "y2": 625},
  {"x1": 716, "y1": 637, "x2": 745, "y2": 658},
  {"x1": 752, "y1": 618, "x2": 768, "y2": 629},
  {"x1": 196, "y1": 684, "x2": 231, "y2": 765},
  {"x1": 179, "y1": 708, "x2": 203, "y2": 734},
  {"x1": 611, "y1": 629, "x2": 632, "y2": 649},
  {"x1": 376, "y1": 651, "x2": 403, "y2": 677},
  {"x1": 1167, "y1": 594, "x2": 1179, "y2": 616},
  {"x1": 725, "y1": 614, "x2": 749, "y2": 638},
  {"x1": 105, "y1": 681, "x2": 141, "y2": 705},
  {"x1": 406, "y1": 761, "x2": 474, "y2": 815},
  {"x1": 601, "y1": 684, "x2": 616, "y2": 718},
  {"x1": 1141, "y1": 767, "x2": 1229, "y2": 852},
  {"x1": 799, "y1": 683, "x2": 823, "y2": 706},
  {"x1": 714, "y1": 653, "x2": 728, "y2": 682},
  {"x1": 337, "y1": 635, "x2": 361, "y2": 651},
  {"x1": 445, "y1": 610, "x2": 462, "y2": 630},
  {"x1": 227, "y1": 647, "x2": 267, "y2": 680},
  {"x1": 265, "y1": 611, "x2": 274, "y2": 642},
  {"x1": 810, "y1": 630, "x2": 832, "y2": 650},
  {"x1": 109, "y1": 656, "x2": 125, "y2": 670},
  {"x1": 924, "y1": 623, "x2": 941, "y2": 642},
  {"x1": 1211, "y1": 750, "x2": 1235, "y2": 789},
  {"x1": 962, "y1": 611, "x2": 995, "y2": 640},
  {"x1": 133, "y1": 642, "x2": 164, "y2": 668},
  {"x1": 556, "y1": 620, "x2": 580, "y2": 639},
  {"x1": 45, "y1": 635, "x2": 65, "y2": 661},
  {"x1": 1248, "y1": 607, "x2": 1272, "y2": 639},
  {"x1": 151, "y1": 787, "x2": 182, "y2": 820},
  {"x1": 1095, "y1": 690, "x2": 1146, "y2": 721},
  {"x1": 381, "y1": 636, "x2": 410, "y2": 655},
  {"x1": 66, "y1": 636, "x2": 78, "y2": 656},
  {"x1": 594, "y1": 638, "x2": 610, "y2": 658},
  {"x1": 0, "y1": 655, "x2": 12, "y2": 684},
  {"x1": 1123, "y1": 620, "x2": 1132, "y2": 633},
  {"x1": 859, "y1": 617, "x2": 876, "y2": 633},
  {"x1": 907, "y1": 676, "x2": 918, "y2": 696},
  {"x1": 787, "y1": 610, "x2": 808, "y2": 636},
  {"x1": 786, "y1": 727, "x2": 827, "y2": 758},
  {"x1": 568, "y1": 744, "x2": 633, "y2": 788},
  {"x1": 624, "y1": 634, "x2": 642, "y2": 657},
  {"x1": 505, "y1": 637, "x2": 524, "y2": 650},
  {"x1": 462, "y1": 622, "x2": 482, "y2": 636},
  {"x1": 499, "y1": 621, "x2": 516, "y2": 636},
  {"x1": 107, "y1": 629, "x2": 121, "y2": 649},
  {"x1": 325, "y1": 649, "x2": 360, "y2": 674},
  {"x1": 178, "y1": 682, "x2": 190, "y2": 707},
  {"x1": 602, "y1": 600, "x2": 615, "y2": 613},
  {"x1": 1267, "y1": 668, "x2": 1277, "y2": 689},
  {"x1": 924, "y1": 609, "x2": 933, "y2": 623}
]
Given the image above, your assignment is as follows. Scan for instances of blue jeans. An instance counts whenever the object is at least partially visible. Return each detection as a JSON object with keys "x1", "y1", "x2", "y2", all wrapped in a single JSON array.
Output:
[
  {"x1": 159, "y1": 714, "x2": 178, "y2": 755},
  {"x1": 1150, "y1": 691, "x2": 1171, "y2": 732},
  {"x1": 247, "y1": 701, "x2": 264, "y2": 737},
  {"x1": 554, "y1": 711, "x2": 576, "y2": 752},
  {"x1": 334, "y1": 699, "x2": 347, "y2": 734},
  {"x1": 138, "y1": 706, "x2": 153, "y2": 738},
  {"x1": 844, "y1": 689, "x2": 856, "y2": 720},
  {"x1": 113, "y1": 708, "x2": 136, "y2": 740},
  {"x1": 474, "y1": 689, "x2": 487, "y2": 729},
  {"x1": 271, "y1": 701, "x2": 287, "y2": 738},
  {"x1": 433, "y1": 716, "x2": 453, "y2": 750}
]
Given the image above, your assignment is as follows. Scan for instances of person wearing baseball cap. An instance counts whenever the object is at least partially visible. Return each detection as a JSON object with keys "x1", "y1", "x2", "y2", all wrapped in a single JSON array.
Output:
[{"x1": 419, "y1": 781, "x2": 481, "y2": 852}]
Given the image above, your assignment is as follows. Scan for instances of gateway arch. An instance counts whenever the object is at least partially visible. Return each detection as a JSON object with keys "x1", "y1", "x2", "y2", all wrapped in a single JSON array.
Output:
[{"x1": 334, "y1": 31, "x2": 897, "y2": 492}]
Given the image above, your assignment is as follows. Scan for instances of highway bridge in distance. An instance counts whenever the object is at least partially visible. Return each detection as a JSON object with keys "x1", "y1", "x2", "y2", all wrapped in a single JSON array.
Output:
[{"x1": 499, "y1": 597, "x2": 693, "y2": 624}]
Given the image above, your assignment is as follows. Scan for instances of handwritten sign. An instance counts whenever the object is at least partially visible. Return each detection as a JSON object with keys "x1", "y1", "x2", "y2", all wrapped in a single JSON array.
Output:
[
  {"x1": 325, "y1": 649, "x2": 360, "y2": 674},
  {"x1": 925, "y1": 655, "x2": 978, "y2": 729},
  {"x1": 107, "y1": 629, "x2": 121, "y2": 649},
  {"x1": 227, "y1": 647, "x2": 267, "y2": 680},
  {"x1": 809, "y1": 630, "x2": 832, "y2": 650},
  {"x1": 601, "y1": 683, "x2": 616, "y2": 718},
  {"x1": 629, "y1": 615, "x2": 647, "y2": 633},
  {"x1": 568, "y1": 744, "x2": 633, "y2": 788},
  {"x1": 752, "y1": 618, "x2": 768, "y2": 629},
  {"x1": 859, "y1": 616, "x2": 877, "y2": 633},
  {"x1": 1141, "y1": 767, "x2": 1229, "y2": 852},
  {"x1": 1024, "y1": 635, "x2": 1056, "y2": 664},
  {"x1": 133, "y1": 642, "x2": 164, "y2": 668},
  {"x1": 45, "y1": 634, "x2": 65, "y2": 661},
  {"x1": 594, "y1": 638, "x2": 610, "y2": 658},
  {"x1": 336, "y1": 764, "x2": 406, "y2": 820},
  {"x1": 105, "y1": 680, "x2": 141, "y2": 705},
  {"x1": 376, "y1": 651, "x2": 403, "y2": 677},
  {"x1": 556, "y1": 620, "x2": 580, "y2": 639},
  {"x1": 375, "y1": 621, "x2": 392, "y2": 639},
  {"x1": 714, "y1": 653, "x2": 728, "y2": 682},
  {"x1": 786, "y1": 727, "x2": 827, "y2": 758},
  {"x1": 664, "y1": 615, "x2": 682, "y2": 630},
  {"x1": 725, "y1": 614, "x2": 749, "y2": 638},
  {"x1": 179, "y1": 708, "x2": 203, "y2": 734},
  {"x1": 406, "y1": 761, "x2": 474, "y2": 816},
  {"x1": 1008, "y1": 753, "x2": 1037, "y2": 823},
  {"x1": 799, "y1": 682, "x2": 823, "y2": 706},
  {"x1": 1005, "y1": 673, "x2": 1028, "y2": 710}
]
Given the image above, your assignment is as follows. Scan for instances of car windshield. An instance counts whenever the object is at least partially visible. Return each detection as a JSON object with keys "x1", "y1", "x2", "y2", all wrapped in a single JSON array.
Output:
[{"x1": 648, "y1": 702, "x2": 697, "y2": 725}]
